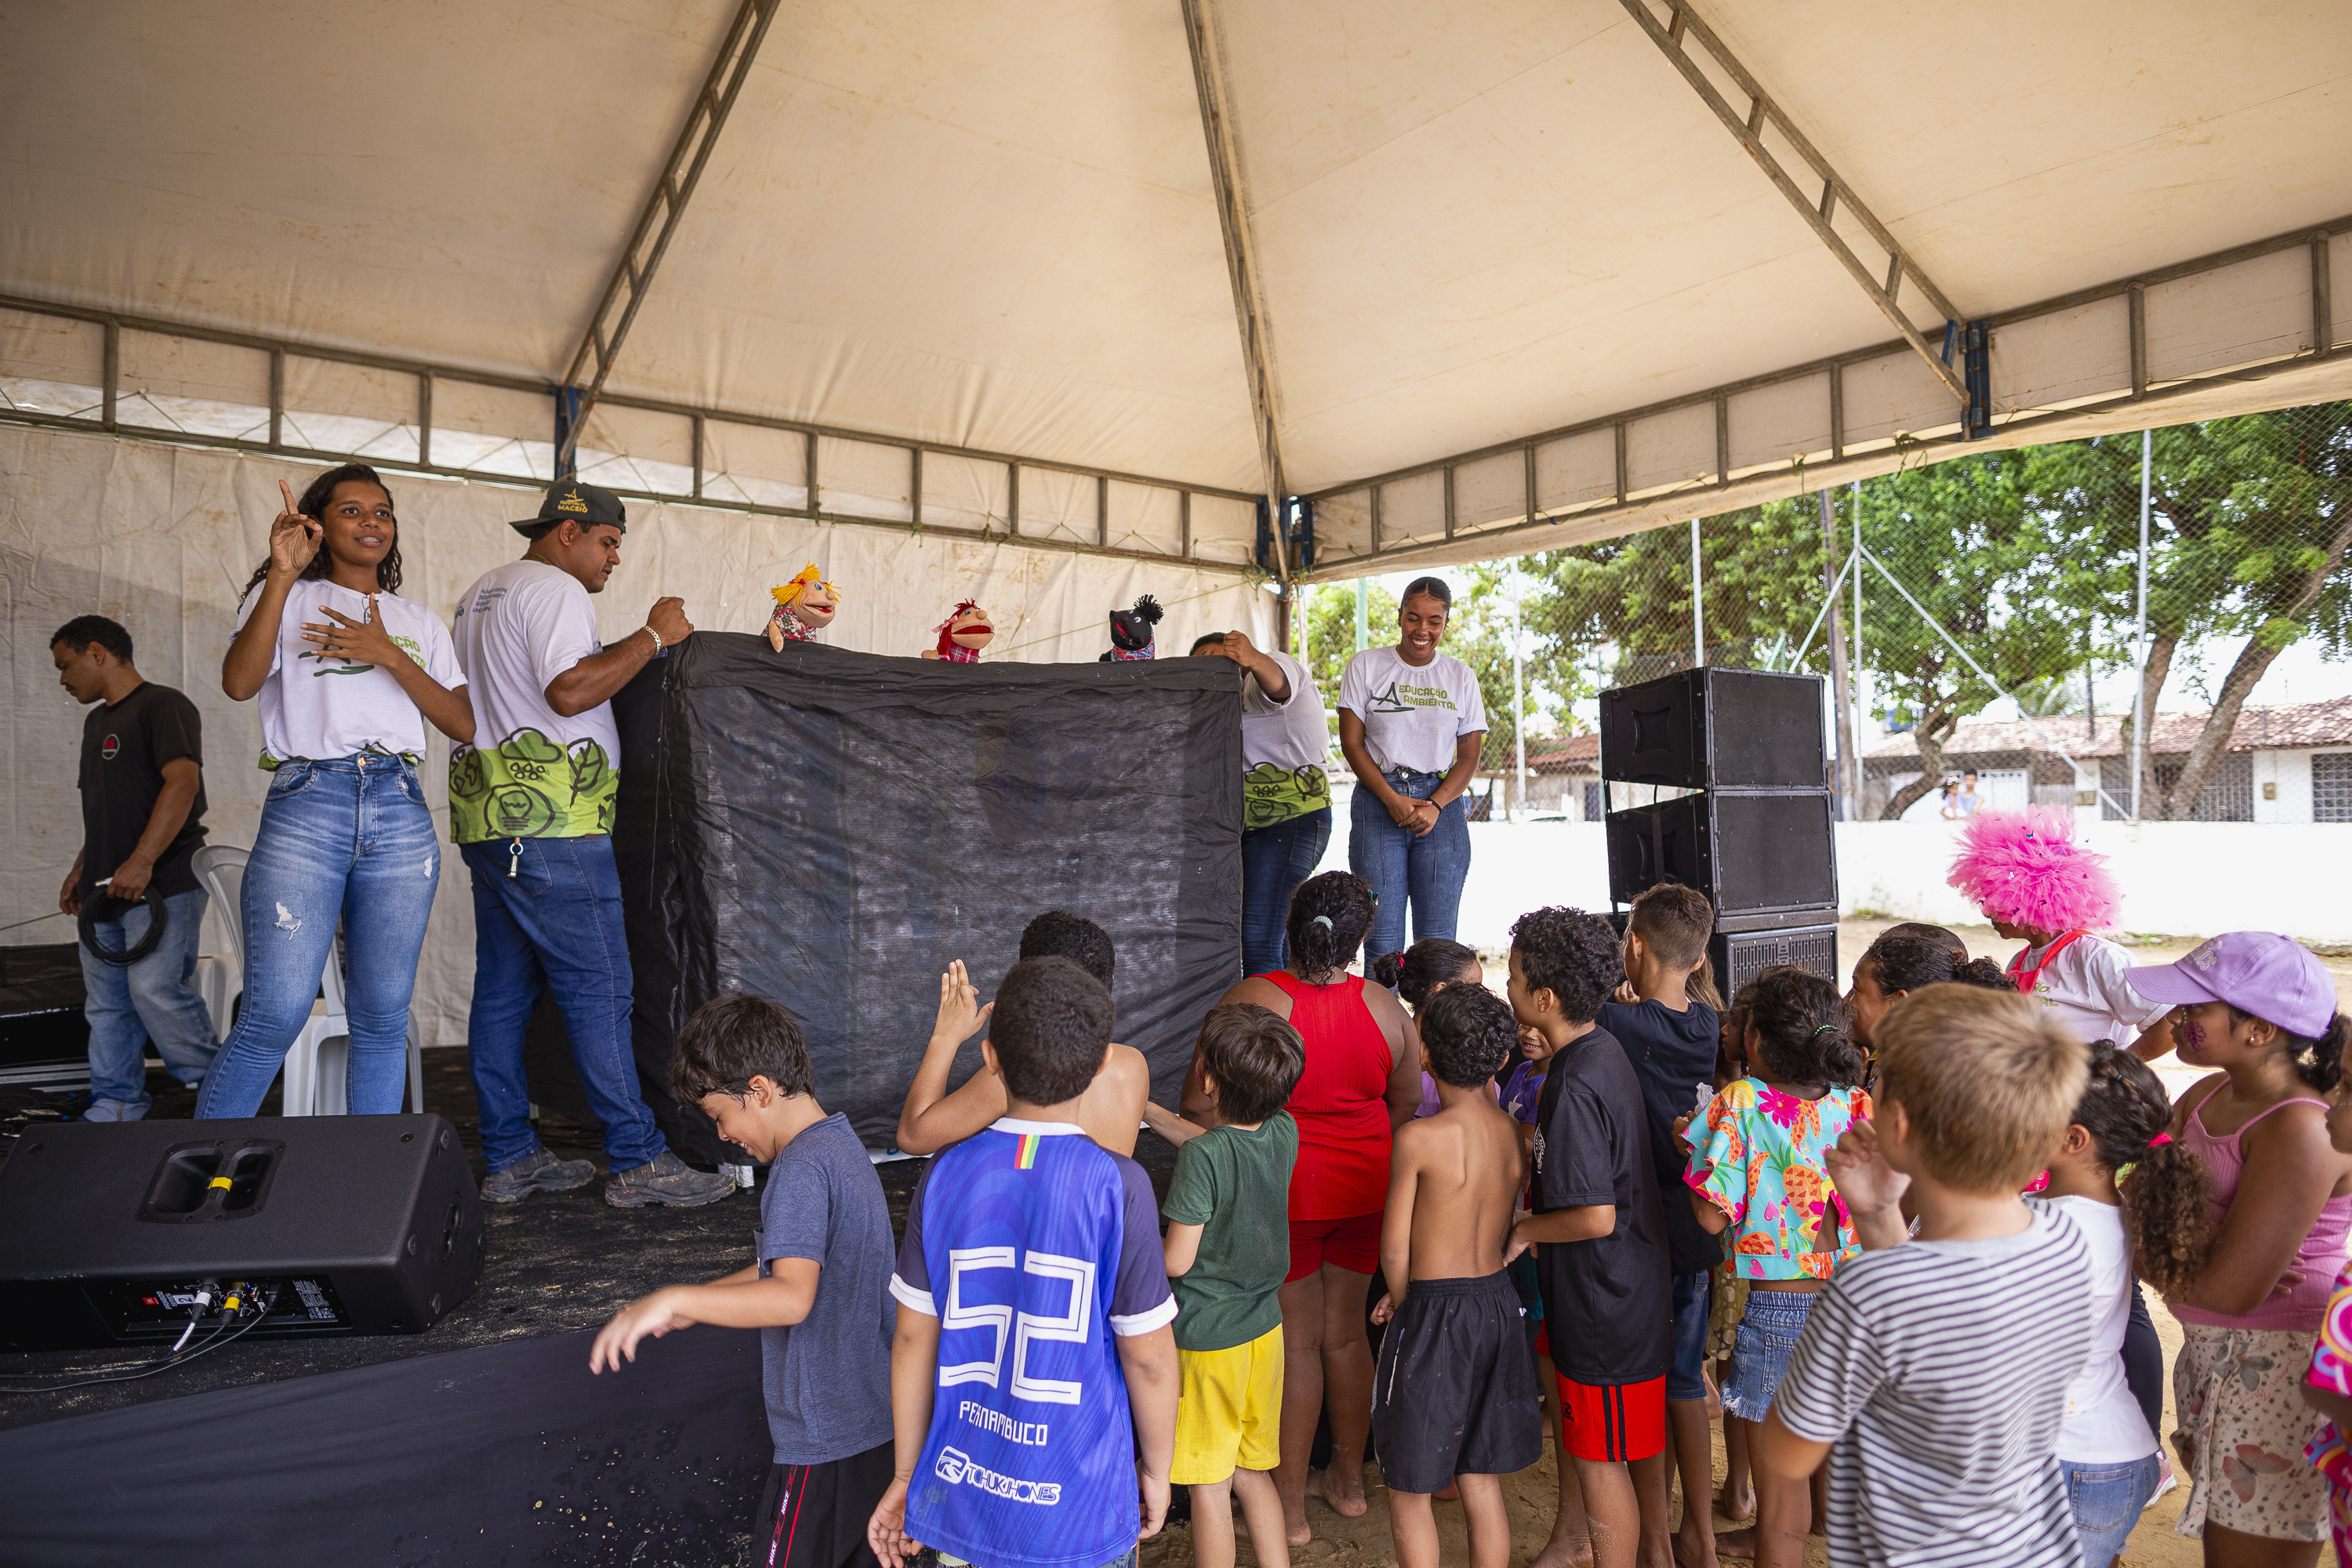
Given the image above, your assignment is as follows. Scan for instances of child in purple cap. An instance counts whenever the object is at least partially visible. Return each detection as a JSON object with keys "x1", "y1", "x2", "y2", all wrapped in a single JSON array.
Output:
[{"x1": 2133, "y1": 931, "x2": 2352, "y2": 1559}]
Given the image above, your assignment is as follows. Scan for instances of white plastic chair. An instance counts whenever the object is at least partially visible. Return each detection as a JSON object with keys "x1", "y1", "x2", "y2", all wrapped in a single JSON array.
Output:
[{"x1": 189, "y1": 844, "x2": 424, "y2": 1116}]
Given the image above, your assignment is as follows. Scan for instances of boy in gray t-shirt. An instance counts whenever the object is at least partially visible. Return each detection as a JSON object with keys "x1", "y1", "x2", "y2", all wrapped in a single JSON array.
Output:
[{"x1": 591, "y1": 994, "x2": 896, "y2": 1567}]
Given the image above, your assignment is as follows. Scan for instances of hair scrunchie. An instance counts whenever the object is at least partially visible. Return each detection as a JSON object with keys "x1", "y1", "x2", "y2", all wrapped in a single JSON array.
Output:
[
  {"x1": 2147, "y1": 1131, "x2": 2174, "y2": 1149},
  {"x1": 1312, "y1": 915, "x2": 1334, "y2": 930},
  {"x1": 1809, "y1": 1023, "x2": 1837, "y2": 1038}
]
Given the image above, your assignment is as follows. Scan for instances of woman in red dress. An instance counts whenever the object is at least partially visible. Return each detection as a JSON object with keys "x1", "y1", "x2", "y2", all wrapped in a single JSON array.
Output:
[{"x1": 1215, "y1": 871, "x2": 1422, "y2": 1543}]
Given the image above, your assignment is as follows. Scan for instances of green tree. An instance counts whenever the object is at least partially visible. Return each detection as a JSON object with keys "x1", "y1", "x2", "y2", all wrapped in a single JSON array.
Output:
[
  {"x1": 2018, "y1": 405, "x2": 2352, "y2": 817},
  {"x1": 1846, "y1": 452, "x2": 2088, "y2": 816}
]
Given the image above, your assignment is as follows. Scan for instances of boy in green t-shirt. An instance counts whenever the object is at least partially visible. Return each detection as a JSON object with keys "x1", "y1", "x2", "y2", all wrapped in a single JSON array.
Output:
[{"x1": 1158, "y1": 1004, "x2": 1305, "y2": 1568}]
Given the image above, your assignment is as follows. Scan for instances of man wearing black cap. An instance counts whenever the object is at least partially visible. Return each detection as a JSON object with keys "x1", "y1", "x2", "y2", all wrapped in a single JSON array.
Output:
[{"x1": 448, "y1": 477, "x2": 729, "y2": 1208}]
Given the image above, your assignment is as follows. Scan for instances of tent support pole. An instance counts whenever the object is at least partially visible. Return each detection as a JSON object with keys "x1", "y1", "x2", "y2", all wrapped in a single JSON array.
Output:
[
  {"x1": 1615, "y1": 0, "x2": 1969, "y2": 404},
  {"x1": 557, "y1": 0, "x2": 782, "y2": 470},
  {"x1": 2132, "y1": 427, "x2": 2152, "y2": 821},
  {"x1": 1180, "y1": 0, "x2": 1291, "y2": 576}
]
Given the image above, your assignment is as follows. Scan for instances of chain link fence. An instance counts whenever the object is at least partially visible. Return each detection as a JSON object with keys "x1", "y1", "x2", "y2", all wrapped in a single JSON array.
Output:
[{"x1": 1305, "y1": 400, "x2": 2352, "y2": 825}]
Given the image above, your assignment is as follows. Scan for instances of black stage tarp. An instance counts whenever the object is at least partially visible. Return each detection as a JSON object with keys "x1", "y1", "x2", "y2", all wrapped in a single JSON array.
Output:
[
  {"x1": 1, "y1": 1319, "x2": 765, "y2": 1566},
  {"x1": 590, "y1": 635, "x2": 1243, "y2": 1160}
]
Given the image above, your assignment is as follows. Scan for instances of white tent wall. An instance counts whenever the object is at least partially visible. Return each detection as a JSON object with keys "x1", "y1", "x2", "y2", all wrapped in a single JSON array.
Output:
[{"x1": 0, "y1": 425, "x2": 1276, "y2": 1048}]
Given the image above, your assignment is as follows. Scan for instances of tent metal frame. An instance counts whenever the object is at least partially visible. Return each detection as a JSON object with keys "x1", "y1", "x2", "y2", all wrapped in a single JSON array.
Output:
[
  {"x1": 1619, "y1": 0, "x2": 1969, "y2": 405},
  {"x1": 1296, "y1": 214, "x2": 2347, "y2": 579},
  {"x1": 1181, "y1": 0, "x2": 1291, "y2": 580},
  {"x1": 556, "y1": 0, "x2": 782, "y2": 473},
  {"x1": 0, "y1": 292, "x2": 1263, "y2": 575}
]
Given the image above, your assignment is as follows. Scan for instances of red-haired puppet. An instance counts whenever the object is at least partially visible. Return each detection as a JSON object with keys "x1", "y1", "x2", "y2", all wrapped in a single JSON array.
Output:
[
  {"x1": 766, "y1": 564, "x2": 840, "y2": 651},
  {"x1": 1945, "y1": 805, "x2": 2172, "y2": 1057},
  {"x1": 923, "y1": 601, "x2": 993, "y2": 662}
]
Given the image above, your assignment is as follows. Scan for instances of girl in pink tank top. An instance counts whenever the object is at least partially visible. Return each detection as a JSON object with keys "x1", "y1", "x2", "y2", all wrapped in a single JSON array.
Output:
[{"x1": 2129, "y1": 931, "x2": 2352, "y2": 1556}]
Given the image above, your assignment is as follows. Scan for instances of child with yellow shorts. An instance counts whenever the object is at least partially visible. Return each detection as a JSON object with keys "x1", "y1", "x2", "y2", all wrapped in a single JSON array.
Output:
[{"x1": 1157, "y1": 1004, "x2": 1306, "y2": 1568}]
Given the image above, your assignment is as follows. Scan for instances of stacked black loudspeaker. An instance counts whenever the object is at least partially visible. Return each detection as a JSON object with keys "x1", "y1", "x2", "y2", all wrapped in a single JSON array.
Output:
[{"x1": 1601, "y1": 667, "x2": 1839, "y2": 994}]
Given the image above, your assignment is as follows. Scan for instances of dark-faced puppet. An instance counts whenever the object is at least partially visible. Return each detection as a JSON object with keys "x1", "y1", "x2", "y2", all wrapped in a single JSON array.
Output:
[{"x1": 1100, "y1": 594, "x2": 1162, "y2": 662}]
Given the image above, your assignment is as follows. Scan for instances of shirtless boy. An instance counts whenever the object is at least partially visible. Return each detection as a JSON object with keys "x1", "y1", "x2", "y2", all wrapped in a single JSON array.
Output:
[
  {"x1": 1370, "y1": 982, "x2": 1544, "y2": 1568},
  {"x1": 895, "y1": 910, "x2": 1152, "y2": 1155}
]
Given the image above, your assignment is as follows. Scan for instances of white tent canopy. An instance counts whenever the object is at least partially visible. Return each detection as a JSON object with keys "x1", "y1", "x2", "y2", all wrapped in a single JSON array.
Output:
[{"x1": 6, "y1": 0, "x2": 2350, "y2": 579}]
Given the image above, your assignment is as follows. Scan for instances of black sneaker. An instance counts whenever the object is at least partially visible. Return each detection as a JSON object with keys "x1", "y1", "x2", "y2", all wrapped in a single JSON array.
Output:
[
  {"x1": 603, "y1": 1151, "x2": 734, "y2": 1209},
  {"x1": 481, "y1": 1145, "x2": 597, "y2": 1204}
]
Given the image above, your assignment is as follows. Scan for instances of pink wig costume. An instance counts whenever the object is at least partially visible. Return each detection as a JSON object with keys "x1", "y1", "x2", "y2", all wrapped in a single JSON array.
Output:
[{"x1": 1946, "y1": 806, "x2": 2122, "y2": 933}]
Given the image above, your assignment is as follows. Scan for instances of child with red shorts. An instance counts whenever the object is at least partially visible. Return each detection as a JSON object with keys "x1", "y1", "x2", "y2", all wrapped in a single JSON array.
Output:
[{"x1": 1508, "y1": 906, "x2": 1675, "y2": 1568}]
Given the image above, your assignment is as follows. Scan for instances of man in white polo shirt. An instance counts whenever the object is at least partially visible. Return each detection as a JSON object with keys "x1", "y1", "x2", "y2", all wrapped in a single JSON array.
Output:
[{"x1": 450, "y1": 477, "x2": 731, "y2": 1210}]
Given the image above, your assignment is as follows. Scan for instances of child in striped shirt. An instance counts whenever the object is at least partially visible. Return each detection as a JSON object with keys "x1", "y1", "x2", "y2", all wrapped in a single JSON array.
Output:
[{"x1": 1755, "y1": 983, "x2": 2096, "y2": 1568}]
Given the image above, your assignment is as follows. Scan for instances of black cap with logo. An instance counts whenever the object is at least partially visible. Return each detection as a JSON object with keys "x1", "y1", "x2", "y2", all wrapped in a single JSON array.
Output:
[{"x1": 510, "y1": 477, "x2": 627, "y2": 537}]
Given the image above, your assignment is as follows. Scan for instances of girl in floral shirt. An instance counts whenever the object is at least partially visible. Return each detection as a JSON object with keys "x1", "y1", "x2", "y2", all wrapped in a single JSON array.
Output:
[{"x1": 1683, "y1": 965, "x2": 1868, "y2": 1568}]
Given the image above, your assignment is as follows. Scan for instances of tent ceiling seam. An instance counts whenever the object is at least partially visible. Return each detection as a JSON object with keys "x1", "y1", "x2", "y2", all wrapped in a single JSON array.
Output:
[
  {"x1": 557, "y1": 0, "x2": 784, "y2": 470},
  {"x1": 1617, "y1": 0, "x2": 1970, "y2": 404},
  {"x1": 1180, "y1": 0, "x2": 1291, "y2": 576}
]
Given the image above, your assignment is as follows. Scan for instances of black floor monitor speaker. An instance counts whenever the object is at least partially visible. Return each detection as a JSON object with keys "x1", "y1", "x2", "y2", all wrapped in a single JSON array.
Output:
[
  {"x1": 1606, "y1": 789, "x2": 1838, "y2": 916},
  {"x1": 1711, "y1": 923, "x2": 1840, "y2": 996},
  {"x1": 1601, "y1": 668, "x2": 1828, "y2": 789},
  {"x1": 0, "y1": 1113, "x2": 484, "y2": 1351}
]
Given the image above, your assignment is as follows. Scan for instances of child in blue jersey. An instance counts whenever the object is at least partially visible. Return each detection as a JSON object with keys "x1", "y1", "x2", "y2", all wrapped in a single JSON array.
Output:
[{"x1": 868, "y1": 956, "x2": 1181, "y2": 1568}]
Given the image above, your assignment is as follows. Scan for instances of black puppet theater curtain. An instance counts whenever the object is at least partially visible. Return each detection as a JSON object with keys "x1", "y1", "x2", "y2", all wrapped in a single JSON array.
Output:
[{"x1": 551, "y1": 633, "x2": 1242, "y2": 1160}]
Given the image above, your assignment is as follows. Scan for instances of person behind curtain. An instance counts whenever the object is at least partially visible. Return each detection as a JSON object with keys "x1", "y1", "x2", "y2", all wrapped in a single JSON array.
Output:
[
  {"x1": 1337, "y1": 577, "x2": 1486, "y2": 960},
  {"x1": 1192, "y1": 630, "x2": 1333, "y2": 978},
  {"x1": 198, "y1": 465, "x2": 473, "y2": 1119}
]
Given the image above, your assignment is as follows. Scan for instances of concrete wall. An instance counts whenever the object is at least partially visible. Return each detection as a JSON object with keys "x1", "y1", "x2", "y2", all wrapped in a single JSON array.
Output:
[
  {"x1": 1835, "y1": 818, "x2": 2352, "y2": 942},
  {"x1": 1305, "y1": 813, "x2": 2352, "y2": 949}
]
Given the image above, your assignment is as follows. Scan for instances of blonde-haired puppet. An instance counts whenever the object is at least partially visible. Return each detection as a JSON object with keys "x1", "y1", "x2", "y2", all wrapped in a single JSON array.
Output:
[
  {"x1": 766, "y1": 564, "x2": 840, "y2": 651},
  {"x1": 923, "y1": 601, "x2": 994, "y2": 662}
]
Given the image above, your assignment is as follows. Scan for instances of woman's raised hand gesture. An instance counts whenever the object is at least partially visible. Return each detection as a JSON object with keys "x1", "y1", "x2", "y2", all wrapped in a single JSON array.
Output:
[{"x1": 270, "y1": 478, "x2": 323, "y2": 579}]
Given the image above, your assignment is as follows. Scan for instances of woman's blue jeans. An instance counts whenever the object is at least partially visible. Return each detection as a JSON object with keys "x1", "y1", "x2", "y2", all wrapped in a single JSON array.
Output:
[
  {"x1": 195, "y1": 756, "x2": 440, "y2": 1119},
  {"x1": 1348, "y1": 768, "x2": 1471, "y2": 961},
  {"x1": 1240, "y1": 806, "x2": 1333, "y2": 976}
]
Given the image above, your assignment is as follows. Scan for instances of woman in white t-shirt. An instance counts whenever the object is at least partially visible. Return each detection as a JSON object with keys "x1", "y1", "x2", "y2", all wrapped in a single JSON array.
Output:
[
  {"x1": 1336, "y1": 576, "x2": 1487, "y2": 962},
  {"x1": 196, "y1": 465, "x2": 474, "y2": 1120},
  {"x1": 2030, "y1": 1043, "x2": 2208, "y2": 1567}
]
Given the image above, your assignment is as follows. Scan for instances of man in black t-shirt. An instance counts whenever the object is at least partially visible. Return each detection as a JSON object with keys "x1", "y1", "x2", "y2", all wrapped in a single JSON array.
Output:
[
  {"x1": 1508, "y1": 906, "x2": 1673, "y2": 1568},
  {"x1": 53, "y1": 616, "x2": 216, "y2": 1120}
]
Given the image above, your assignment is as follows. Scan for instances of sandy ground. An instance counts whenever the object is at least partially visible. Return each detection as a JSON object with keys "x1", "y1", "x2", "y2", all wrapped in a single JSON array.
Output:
[{"x1": 1139, "y1": 919, "x2": 2312, "y2": 1568}]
